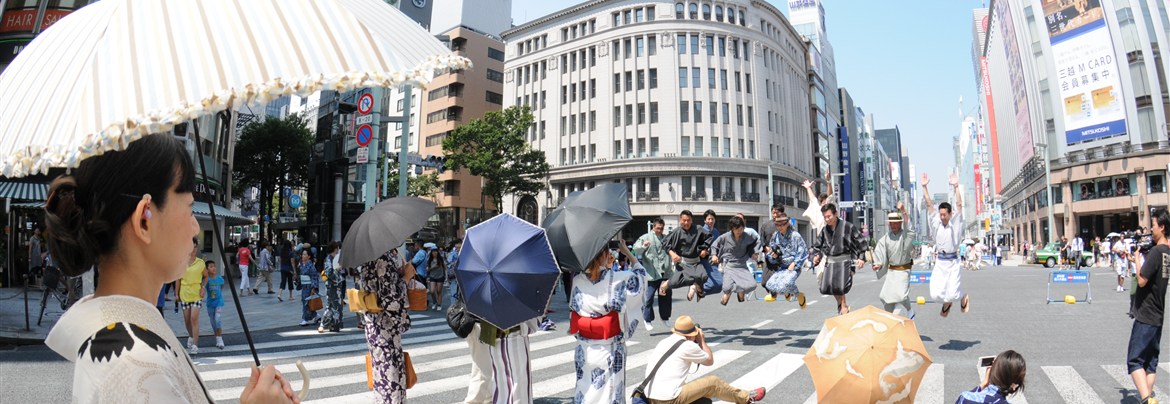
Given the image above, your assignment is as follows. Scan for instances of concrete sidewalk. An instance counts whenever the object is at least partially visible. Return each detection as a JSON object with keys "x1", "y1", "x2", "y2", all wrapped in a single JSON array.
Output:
[{"x1": 0, "y1": 282, "x2": 359, "y2": 344}]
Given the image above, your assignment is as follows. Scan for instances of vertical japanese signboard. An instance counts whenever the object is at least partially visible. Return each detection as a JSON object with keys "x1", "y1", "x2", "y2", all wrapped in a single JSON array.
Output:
[
  {"x1": 993, "y1": 0, "x2": 1035, "y2": 162},
  {"x1": 1043, "y1": 0, "x2": 1127, "y2": 145}
]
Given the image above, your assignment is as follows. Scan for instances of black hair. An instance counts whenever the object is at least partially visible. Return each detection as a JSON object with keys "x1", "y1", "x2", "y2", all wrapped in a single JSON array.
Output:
[
  {"x1": 679, "y1": 210, "x2": 694, "y2": 219},
  {"x1": 728, "y1": 216, "x2": 745, "y2": 229},
  {"x1": 1154, "y1": 209, "x2": 1170, "y2": 238},
  {"x1": 939, "y1": 202, "x2": 953, "y2": 214},
  {"x1": 652, "y1": 218, "x2": 665, "y2": 227},
  {"x1": 239, "y1": 238, "x2": 249, "y2": 247},
  {"x1": 820, "y1": 203, "x2": 837, "y2": 215},
  {"x1": 988, "y1": 350, "x2": 1026, "y2": 396},
  {"x1": 328, "y1": 241, "x2": 341, "y2": 253},
  {"x1": 44, "y1": 135, "x2": 196, "y2": 277},
  {"x1": 771, "y1": 204, "x2": 784, "y2": 214},
  {"x1": 704, "y1": 209, "x2": 717, "y2": 219},
  {"x1": 205, "y1": 260, "x2": 217, "y2": 267}
]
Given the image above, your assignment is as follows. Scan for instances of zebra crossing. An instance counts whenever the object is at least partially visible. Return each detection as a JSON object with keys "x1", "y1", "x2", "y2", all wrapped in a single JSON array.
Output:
[{"x1": 191, "y1": 312, "x2": 1168, "y2": 403}]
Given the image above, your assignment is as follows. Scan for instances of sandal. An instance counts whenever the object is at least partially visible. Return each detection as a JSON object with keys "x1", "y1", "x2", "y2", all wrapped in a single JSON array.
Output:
[
  {"x1": 737, "y1": 292, "x2": 745, "y2": 302},
  {"x1": 687, "y1": 285, "x2": 696, "y2": 301},
  {"x1": 720, "y1": 293, "x2": 730, "y2": 306},
  {"x1": 961, "y1": 295, "x2": 970, "y2": 313},
  {"x1": 941, "y1": 302, "x2": 952, "y2": 318}
]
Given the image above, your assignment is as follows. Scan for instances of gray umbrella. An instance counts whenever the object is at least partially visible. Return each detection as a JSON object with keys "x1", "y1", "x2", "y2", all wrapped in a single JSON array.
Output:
[
  {"x1": 541, "y1": 183, "x2": 631, "y2": 274},
  {"x1": 341, "y1": 197, "x2": 436, "y2": 269}
]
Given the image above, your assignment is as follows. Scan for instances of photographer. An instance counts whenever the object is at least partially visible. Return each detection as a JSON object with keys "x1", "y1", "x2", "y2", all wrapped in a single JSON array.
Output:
[
  {"x1": 1126, "y1": 210, "x2": 1170, "y2": 404},
  {"x1": 639, "y1": 316, "x2": 765, "y2": 404}
]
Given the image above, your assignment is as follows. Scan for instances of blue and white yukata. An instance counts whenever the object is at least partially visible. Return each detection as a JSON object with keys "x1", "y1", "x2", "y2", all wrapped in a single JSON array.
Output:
[
  {"x1": 570, "y1": 261, "x2": 646, "y2": 404},
  {"x1": 765, "y1": 228, "x2": 809, "y2": 296}
]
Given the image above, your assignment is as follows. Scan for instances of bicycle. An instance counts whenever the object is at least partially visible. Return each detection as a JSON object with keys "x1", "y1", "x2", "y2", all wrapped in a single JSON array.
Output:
[{"x1": 38, "y1": 266, "x2": 78, "y2": 326}]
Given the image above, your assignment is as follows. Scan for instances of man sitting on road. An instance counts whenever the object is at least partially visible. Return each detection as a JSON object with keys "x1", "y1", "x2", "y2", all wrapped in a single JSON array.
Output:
[{"x1": 641, "y1": 316, "x2": 766, "y2": 404}]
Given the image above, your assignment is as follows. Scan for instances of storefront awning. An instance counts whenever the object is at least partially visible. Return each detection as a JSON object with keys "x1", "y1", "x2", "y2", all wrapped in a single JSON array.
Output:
[
  {"x1": 0, "y1": 181, "x2": 47, "y2": 201},
  {"x1": 11, "y1": 201, "x2": 44, "y2": 210},
  {"x1": 194, "y1": 202, "x2": 253, "y2": 226}
]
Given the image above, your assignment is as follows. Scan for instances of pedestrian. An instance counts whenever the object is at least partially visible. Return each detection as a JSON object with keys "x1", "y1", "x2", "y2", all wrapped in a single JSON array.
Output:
[
  {"x1": 757, "y1": 204, "x2": 785, "y2": 300},
  {"x1": 411, "y1": 241, "x2": 428, "y2": 281},
  {"x1": 278, "y1": 239, "x2": 295, "y2": 302},
  {"x1": 426, "y1": 247, "x2": 447, "y2": 311},
  {"x1": 1127, "y1": 210, "x2": 1170, "y2": 404},
  {"x1": 570, "y1": 240, "x2": 646, "y2": 403},
  {"x1": 872, "y1": 202, "x2": 916, "y2": 318},
  {"x1": 41, "y1": 135, "x2": 294, "y2": 403},
  {"x1": 710, "y1": 216, "x2": 759, "y2": 305},
  {"x1": 179, "y1": 239, "x2": 207, "y2": 354},
  {"x1": 237, "y1": 239, "x2": 254, "y2": 295},
  {"x1": 447, "y1": 240, "x2": 462, "y2": 300},
  {"x1": 802, "y1": 173, "x2": 836, "y2": 284},
  {"x1": 638, "y1": 315, "x2": 766, "y2": 404},
  {"x1": 811, "y1": 203, "x2": 866, "y2": 315},
  {"x1": 1070, "y1": 233, "x2": 1085, "y2": 270},
  {"x1": 204, "y1": 260, "x2": 226, "y2": 349},
  {"x1": 922, "y1": 172, "x2": 970, "y2": 317},
  {"x1": 995, "y1": 243, "x2": 1003, "y2": 266},
  {"x1": 361, "y1": 251, "x2": 413, "y2": 403},
  {"x1": 462, "y1": 316, "x2": 539, "y2": 404},
  {"x1": 29, "y1": 226, "x2": 44, "y2": 285},
  {"x1": 700, "y1": 210, "x2": 723, "y2": 296},
  {"x1": 663, "y1": 210, "x2": 713, "y2": 302},
  {"x1": 256, "y1": 240, "x2": 275, "y2": 294},
  {"x1": 1113, "y1": 235, "x2": 1130, "y2": 292},
  {"x1": 956, "y1": 350, "x2": 1026, "y2": 404},
  {"x1": 298, "y1": 249, "x2": 320, "y2": 327},
  {"x1": 1101, "y1": 236, "x2": 1112, "y2": 268},
  {"x1": 1059, "y1": 236, "x2": 1070, "y2": 270},
  {"x1": 635, "y1": 218, "x2": 673, "y2": 331},
  {"x1": 319, "y1": 241, "x2": 344, "y2": 333},
  {"x1": 764, "y1": 212, "x2": 808, "y2": 308}
]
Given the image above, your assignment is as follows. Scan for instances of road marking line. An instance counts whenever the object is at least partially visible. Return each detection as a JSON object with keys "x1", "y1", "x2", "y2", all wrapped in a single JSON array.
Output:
[
  {"x1": 807, "y1": 300, "x2": 818, "y2": 306},
  {"x1": 914, "y1": 364, "x2": 945, "y2": 404},
  {"x1": 782, "y1": 308, "x2": 798, "y2": 315},
  {"x1": 1042, "y1": 366, "x2": 1106, "y2": 404},
  {"x1": 976, "y1": 364, "x2": 1027, "y2": 403},
  {"x1": 1102, "y1": 364, "x2": 1166, "y2": 400},
  {"x1": 209, "y1": 322, "x2": 449, "y2": 354},
  {"x1": 713, "y1": 353, "x2": 804, "y2": 403},
  {"x1": 275, "y1": 317, "x2": 445, "y2": 337}
]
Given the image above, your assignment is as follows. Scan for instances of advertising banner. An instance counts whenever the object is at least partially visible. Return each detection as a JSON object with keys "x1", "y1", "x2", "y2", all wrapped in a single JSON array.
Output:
[
  {"x1": 993, "y1": 0, "x2": 1035, "y2": 162},
  {"x1": 1043, "y1": 0, "x2": 1127, "y2": 145}
]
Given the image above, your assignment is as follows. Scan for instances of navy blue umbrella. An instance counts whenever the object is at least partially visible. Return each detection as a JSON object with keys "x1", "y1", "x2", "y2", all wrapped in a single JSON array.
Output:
[{"x1": 456, "y1": 213, "x2": 560, "y2": 330}]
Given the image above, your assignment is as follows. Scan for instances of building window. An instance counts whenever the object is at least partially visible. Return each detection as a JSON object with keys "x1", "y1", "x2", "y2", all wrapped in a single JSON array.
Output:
[
  {"x1": 742, "y1": 40, "x2": 750, "y2": 61},
  {"x1": 649, "y1": 68, "x2": 658, "y2": 88},
  {"x1": 614, "y1": 73, "x2": 621, "y2": 93},
  {"x1": 486, "y1": 91, "x2": 502, "y2": 105},
  {"x1": 486, "y1": 69, "x2": 504, "y2": 83},
  {"x1": 693, "y1": 101, "x2": 702, "y2": 123},
  {"x1": 734, "y1": 72, "x2": 741, "y2": 91},
  {"x1": 689, "y1": 2, "x2": 698, "y2": 19},
  {"x1": 730, "y1": 40, "x2": 738, "y2": 58},
  {"x1": 720, "y1": 69, "x2": 728, "y2": 90},
  {"x1": 745, "y1": 73, "x2": 752, "y2": 93},
  {"x1": 728, "y1": 7, "x2": 736, "y2": 24},
  {"x1": 625, "y1": 105, "x2": 634, "y2": 126},
  {"x1": 680, "y1": 101, "x2": 690, "y2": 123},
  {"x1": 709, "y1": 101, "x2": 717, "y2": 123},
  {"x1": 702, "y1": 4, "x2": 711, "y2": 20},
  {"x1": 651, "y1": 138, "x2": 660, "y2": 156},
  {"x1": 636, "y1": 37, "x2": 644, "y2": 57},
  {"x1": 677, "y1": 34, "x2": 687, "y2": 55},
  {"x1": 637, "y1": 70, "x2": 646, "y2": 90},
  {"x1": 624, "y1": 38, "x2": 632, "y2": 59},
  {"x1": 715, "y1": 5, "x2": 723, "y2": 21},
  {"x1": 749, "y1": 140, "x2": 755, "y2": 159},
  {"x1": 695, "y1": 137, "x2": 704, "y2": 156},
  {"x1": 691, "y1": 67, "x2": 700, "y2": 88},
  {"x1": 625, "y1": 72, "x2": 633, "y2": 91},
  {"x1": 650, "y1": 102, "x2": 659, "y2": 123},
  {"x1": 682, "y1": 136, "x2": 691, "y2": 156},
  {"x1": 636, "y1": 8, "x2": 644, "y2": 22},
  {"x1": 568, "y1": 114, "x2": 577, "y2": 134},
  {"x1": 739, "y1": 9, "x2": 745, "y2": 26},
  {"x1": 590, "y1": 46, "x2": 596, "y2": 66},
  {"x1": 718, "y1": 37, "x2": 726, "y2": 56},
  {"x1": 541, "y1": 90, "x2": 547, "y2": 108},
  {"x1": 707, "y1": 68, "x2": 716, "y2": 88},
  {"x1": 679, "y1": 67, "x2": 688, "y2": 88},
  {"x1": 613, "y1": 12, "x2": 620, "y2": 27},
  {"x1": 613, "y1": 107, "x2": 621, "y2": 127},
  {"x1": 579, "y1": 114, "x2": 587, "y2": 134},
  {"x1": 722, "y1": 103, "x2": 730, "y2": 123},
  {"x1": 705, "y1": 35, "x2": 715, "y2": 56},
  {"x1": 723, "y1": 137, "x2": 730, "y2": 157},
  {"x1": 589, "y1": 111, "x2": 596, "y2": 131},
  {"x1": 1150, "y1": 171, "x2": 1167, "y2": 193},
  {"x1": 590, "y1": 78, "x2": 597, "y2": 98},
  {"x1": 612, "y1": 40, "x2": 620, "y2": 60},
  {"x1": 675, "y1": 2, "x2": 684, "y2": 19},
  {"x1": 560, "y1": 117, "x2": 566, "y2": 136},
  {"x1": 488, "y1": 47, "x2": 505, "y2": 62},
  {"x1": 747, "y1": 106, "x2": 753, "y2": 127},
  {"x1": 540, "y1": 121, "x2": 546, "y2": 139},
  {"x1": 647, "y1": 6, "x2": 656, "y2": 21},
  {"x1": 690, "y1": 34, "x2": 699, "y2": 54},
  {"x1": 648, "y1": 35, "x2": 657, "y2": 56}
]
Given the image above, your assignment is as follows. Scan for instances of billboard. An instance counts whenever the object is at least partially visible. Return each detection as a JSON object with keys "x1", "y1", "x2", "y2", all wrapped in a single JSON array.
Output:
[
  {"x1": 993, "y1": 0, "x2": 1035, "y2": 163},
  {"x1": 1043, "y1": 0, "x2": 1127, "y2": 145}
]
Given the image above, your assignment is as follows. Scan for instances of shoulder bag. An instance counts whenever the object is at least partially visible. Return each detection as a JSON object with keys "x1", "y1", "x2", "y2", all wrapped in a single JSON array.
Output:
[
  {"x1": 446, "y1": 296, "x2": 476, "y2": 338},
  {"x1": 631, "y1": 339, "x2": 687, "y2": 404}
]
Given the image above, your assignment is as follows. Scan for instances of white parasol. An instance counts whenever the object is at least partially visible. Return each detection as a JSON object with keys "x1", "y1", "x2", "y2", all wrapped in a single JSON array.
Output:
[{"x1": 0, "y1": 0, "x2": 470, "y2": 177}]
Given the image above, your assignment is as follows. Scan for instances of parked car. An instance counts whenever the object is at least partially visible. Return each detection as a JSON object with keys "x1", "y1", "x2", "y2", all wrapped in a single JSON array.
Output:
[{"x1": 1033, "y1": 242, "x2": 1094, "y2": 268}]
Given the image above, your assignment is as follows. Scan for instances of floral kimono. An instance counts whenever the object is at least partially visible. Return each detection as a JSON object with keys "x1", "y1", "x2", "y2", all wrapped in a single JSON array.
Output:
[
  {"x1": 361, "y1": 254, "x2": 412, "y2": 404},
  {"x1": 569, "y1": 261, "x2": 647, "y2": 404}
]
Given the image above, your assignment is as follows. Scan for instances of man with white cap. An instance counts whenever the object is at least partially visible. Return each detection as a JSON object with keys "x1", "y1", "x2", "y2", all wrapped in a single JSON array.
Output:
[
  {"x1": 638, "y1": 315, "x2": 766, "y2": 404},
  {"x1": 872, "y1": 200, "x2": 916, "y2": 318},
  {"x1": 922, "y1": 171, "x2": 969, "y2": 317}
]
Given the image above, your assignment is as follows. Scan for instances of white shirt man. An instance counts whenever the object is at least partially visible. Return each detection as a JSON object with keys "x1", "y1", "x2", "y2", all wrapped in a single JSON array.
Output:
[
  {"x1": 1070, "y1": 236, "x2": 1085, "y2": 270},
  {"x1": 922, "y1": 172, "x2": 969, "y2": 318},
  {"x1": 643, "y1": 316, "x2": 765, "y2": 404}
]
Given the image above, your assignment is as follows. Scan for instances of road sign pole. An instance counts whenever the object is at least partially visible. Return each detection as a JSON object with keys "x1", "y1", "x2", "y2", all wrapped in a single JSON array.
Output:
[{"x1": 398, "y1": 85, "x2": 412, "y2": 198}]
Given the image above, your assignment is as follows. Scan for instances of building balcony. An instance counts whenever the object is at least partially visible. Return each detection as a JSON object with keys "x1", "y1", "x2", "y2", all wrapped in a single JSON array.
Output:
[
  {"x1": 682, "y1": 191, "x2": 707, "y2": 201},
  {"x1": 741, "y1": 192, "x2": 760, "y2": 203},
  {"x1": 637, "y1": 191, "x2": 660, "y2": 202},
  {"x1": 797, "y1": 200, "x2": 809, "y2": 209},
  {"x1": 715, "y1": 192, "x2": 737, "y2": 202},
  {"x1": 777, "y1": 195, "x2": 795, "y2": 207}
]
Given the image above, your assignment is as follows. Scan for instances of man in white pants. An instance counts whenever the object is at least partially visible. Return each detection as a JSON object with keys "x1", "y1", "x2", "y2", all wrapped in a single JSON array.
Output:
[{"x1": 922, "y1": 172, "x2": 969, "y2": 317}]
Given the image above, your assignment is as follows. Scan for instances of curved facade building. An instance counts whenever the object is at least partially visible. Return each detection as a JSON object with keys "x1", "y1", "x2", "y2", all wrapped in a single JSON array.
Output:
[{"x1": 501, "y1": 0, "x2": 814, "y2": 234}]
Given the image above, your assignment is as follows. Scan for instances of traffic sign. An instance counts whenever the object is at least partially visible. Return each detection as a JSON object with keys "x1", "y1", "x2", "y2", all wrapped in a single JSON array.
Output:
[
  {"x1": 289, "y1": 194, "x2": 302, "y2": 209},
  {"x1": 355, "y1": 115, "x2": 374, "y2": 125},
  {"x1": 356, "y1": 147, "x2": 369, "y2": 164},
  {"x1": 355, "y1": 124, "x2": 373, "y2": 147},
  {"x1": 358, "y1": 93, "x2": 374, "y2": 114}
]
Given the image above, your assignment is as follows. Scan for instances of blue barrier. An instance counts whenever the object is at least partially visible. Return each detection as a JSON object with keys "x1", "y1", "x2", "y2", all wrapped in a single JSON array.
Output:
[
  {"x1": 1046, "y1": 270, "x2": 1092, "y2": 304},
  {"x1": 909, "y1": 271, "x2": 931, "y2": 284}
]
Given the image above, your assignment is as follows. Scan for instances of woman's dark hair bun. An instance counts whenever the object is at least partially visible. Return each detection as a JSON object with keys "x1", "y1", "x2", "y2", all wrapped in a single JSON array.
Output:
[{"x1": 44, "y1": 176, "x2": 96, "y2": 277}]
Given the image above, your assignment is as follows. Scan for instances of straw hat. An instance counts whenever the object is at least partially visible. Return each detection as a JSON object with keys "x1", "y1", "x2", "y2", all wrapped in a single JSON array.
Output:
[
  {"x1": 672, "y1": 316, "x2": 700, "y2": 337},
  {"x1": 887, "y1": 211, "x2": 903, "y2": 222}
]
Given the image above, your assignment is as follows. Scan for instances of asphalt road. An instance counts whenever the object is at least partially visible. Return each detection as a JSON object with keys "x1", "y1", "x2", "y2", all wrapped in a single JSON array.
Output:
[{"x1": 3, "y1": 264, "x2": 1167, "y2": 403}]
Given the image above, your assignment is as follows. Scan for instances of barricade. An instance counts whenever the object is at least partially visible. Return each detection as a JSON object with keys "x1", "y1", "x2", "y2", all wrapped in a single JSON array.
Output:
[{"x1": 1046, "y1": 270, "x2": 1091, "y2": 304}]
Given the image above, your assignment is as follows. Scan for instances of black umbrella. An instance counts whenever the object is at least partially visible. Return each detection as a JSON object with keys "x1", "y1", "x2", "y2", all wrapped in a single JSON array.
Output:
[
  {"x1": 541, "y1": 183, "x2": 631, "y2": 274},
  {"x1": 341, "y1": 197, "x2": 436, "y2": 269}
]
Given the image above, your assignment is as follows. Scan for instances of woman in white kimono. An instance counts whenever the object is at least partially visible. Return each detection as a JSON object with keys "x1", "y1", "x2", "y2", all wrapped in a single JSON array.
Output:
[
  {"x1": 570, "y1": 240, "x2": 646, "y2": 404},
  {"x1": 41, "y1": 135, "x2": 294, "y2": 403}
]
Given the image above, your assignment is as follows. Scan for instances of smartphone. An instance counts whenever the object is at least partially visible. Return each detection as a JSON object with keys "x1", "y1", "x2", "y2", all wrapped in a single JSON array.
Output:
[
  {"x1": 978, "y1": 356, "x2": 995, "y2": 371},
  {"x1": 608, "y1": 239, "x2": 621, "y2": 250}
]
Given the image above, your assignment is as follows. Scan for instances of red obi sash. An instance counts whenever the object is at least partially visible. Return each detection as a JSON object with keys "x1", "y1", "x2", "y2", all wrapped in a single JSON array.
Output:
[{"x1": 569, "y1": 311, "x2": 621, "y2": 340}]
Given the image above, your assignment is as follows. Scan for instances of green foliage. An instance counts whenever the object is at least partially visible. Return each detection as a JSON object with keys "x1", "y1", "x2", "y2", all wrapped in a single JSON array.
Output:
[
  {"x1": 232, "y1": 114, "x2": 315, "y2": 240},
  {"x1": 441, "y1": 106, "x2": 550, "y2": 207},
  {"x1": 386, "y1": 170, "x2": 440, "y2": 198}
]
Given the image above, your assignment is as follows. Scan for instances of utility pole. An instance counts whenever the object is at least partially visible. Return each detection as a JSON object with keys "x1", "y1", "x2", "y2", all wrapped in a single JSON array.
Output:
[
  {"x1": 397, "y1": 85, "x2": 413, "y2": 199},
  {"x1": 1038, "y1": 143, "x2": 1056, "y2": 244}
]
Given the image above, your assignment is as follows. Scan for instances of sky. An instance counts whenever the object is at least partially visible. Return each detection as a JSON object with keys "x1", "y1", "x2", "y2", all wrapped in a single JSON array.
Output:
[{"x1": 509, "y1": 0, "x2": 985, "y2": 184}]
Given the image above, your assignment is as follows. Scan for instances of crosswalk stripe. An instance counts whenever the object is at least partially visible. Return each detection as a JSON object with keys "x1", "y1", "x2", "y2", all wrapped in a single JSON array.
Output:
[
  {"x1": 194, "y1": 325, "x2": 456, "y2": 365},
  {"x1": 782, "y1": 308, "x2": 798, "y2": 315},
  {"x1": 623, "y1": 349, "x2": 750, "y2": 398},
  {"x1": 974, "y1": 364, "x2": 1028, "y2": 403},
  {"x1": 530, "y1": 343, "x2": 656, "y2": 398},
  {"x1": 1101, "y1": 364, "x2": 1167, "y2": 400},
  {"x1": 274, "y1": 316, "x2": 444, "y2": 337},
  {"x1": 713, "y1": 353, "x2": 804, "y2": 404},
  {"x1": 1041, "y1": 366, "x2": 1106, "y2": 404}
]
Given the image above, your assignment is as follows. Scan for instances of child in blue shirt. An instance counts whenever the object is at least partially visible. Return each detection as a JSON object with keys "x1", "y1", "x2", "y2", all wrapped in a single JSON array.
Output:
[{"x1": 204, "y1": 261, "x2": 226, "y2": 349}]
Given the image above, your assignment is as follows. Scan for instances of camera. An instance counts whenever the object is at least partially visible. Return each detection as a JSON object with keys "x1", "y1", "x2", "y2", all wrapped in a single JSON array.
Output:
[{"x1": 608, "y1": 239, "x2": 621, "y2": 250}]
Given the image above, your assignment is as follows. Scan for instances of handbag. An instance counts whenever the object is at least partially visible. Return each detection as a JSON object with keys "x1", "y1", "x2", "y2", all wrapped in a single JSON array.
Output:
[
  {"x1": 365, "y1": 351, "x2": 418, "y2": 390},
  {"x1": 631, "y1": 339, "x2": 687, "y2": 404},
  {"x1": 308, "y1": 295, "x2": 323, "y2": 312},
  {"x1": 446, "y1": 297, "x2": 476, "y2": 338},
  {"x1": 346, "y1": 288, "x2": 382, "y2": 314}
]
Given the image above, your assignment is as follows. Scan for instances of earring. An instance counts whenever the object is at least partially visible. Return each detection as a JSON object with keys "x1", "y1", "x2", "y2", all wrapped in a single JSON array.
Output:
[{"x1": 144, "y1": 209, "x2": 153, "y2": 220}]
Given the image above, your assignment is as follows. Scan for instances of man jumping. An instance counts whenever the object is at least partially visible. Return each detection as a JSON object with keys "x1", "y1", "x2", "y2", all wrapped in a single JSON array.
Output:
[{"x1": 922, "y1": 172, "x2": 969, "y2": 317}]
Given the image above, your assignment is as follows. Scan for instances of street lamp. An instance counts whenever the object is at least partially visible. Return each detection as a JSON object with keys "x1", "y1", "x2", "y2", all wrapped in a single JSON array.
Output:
[
  {"x1": 1036, "y1": 142, "x2": 1056, "y2": 243},
  {"x1": 380, "y1": 115, "x2": 404, "y2": 200}
]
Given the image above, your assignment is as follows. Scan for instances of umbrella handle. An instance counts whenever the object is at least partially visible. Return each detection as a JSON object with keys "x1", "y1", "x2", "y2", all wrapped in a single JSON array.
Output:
[{"x1": 296, "y1": 360, "x2": 310, "y2": 400}]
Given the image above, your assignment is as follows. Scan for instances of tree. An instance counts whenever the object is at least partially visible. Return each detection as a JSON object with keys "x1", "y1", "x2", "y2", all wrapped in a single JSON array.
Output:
[
  {"x1": 441, "y1": 106, "x2": 550, "y2": 212},
  {"x1": 232, "y1": 114, "x2": 314, "y2": 242},
  {"x1": 385, "y1": 170, "x2": 441, "y2": 198}
]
